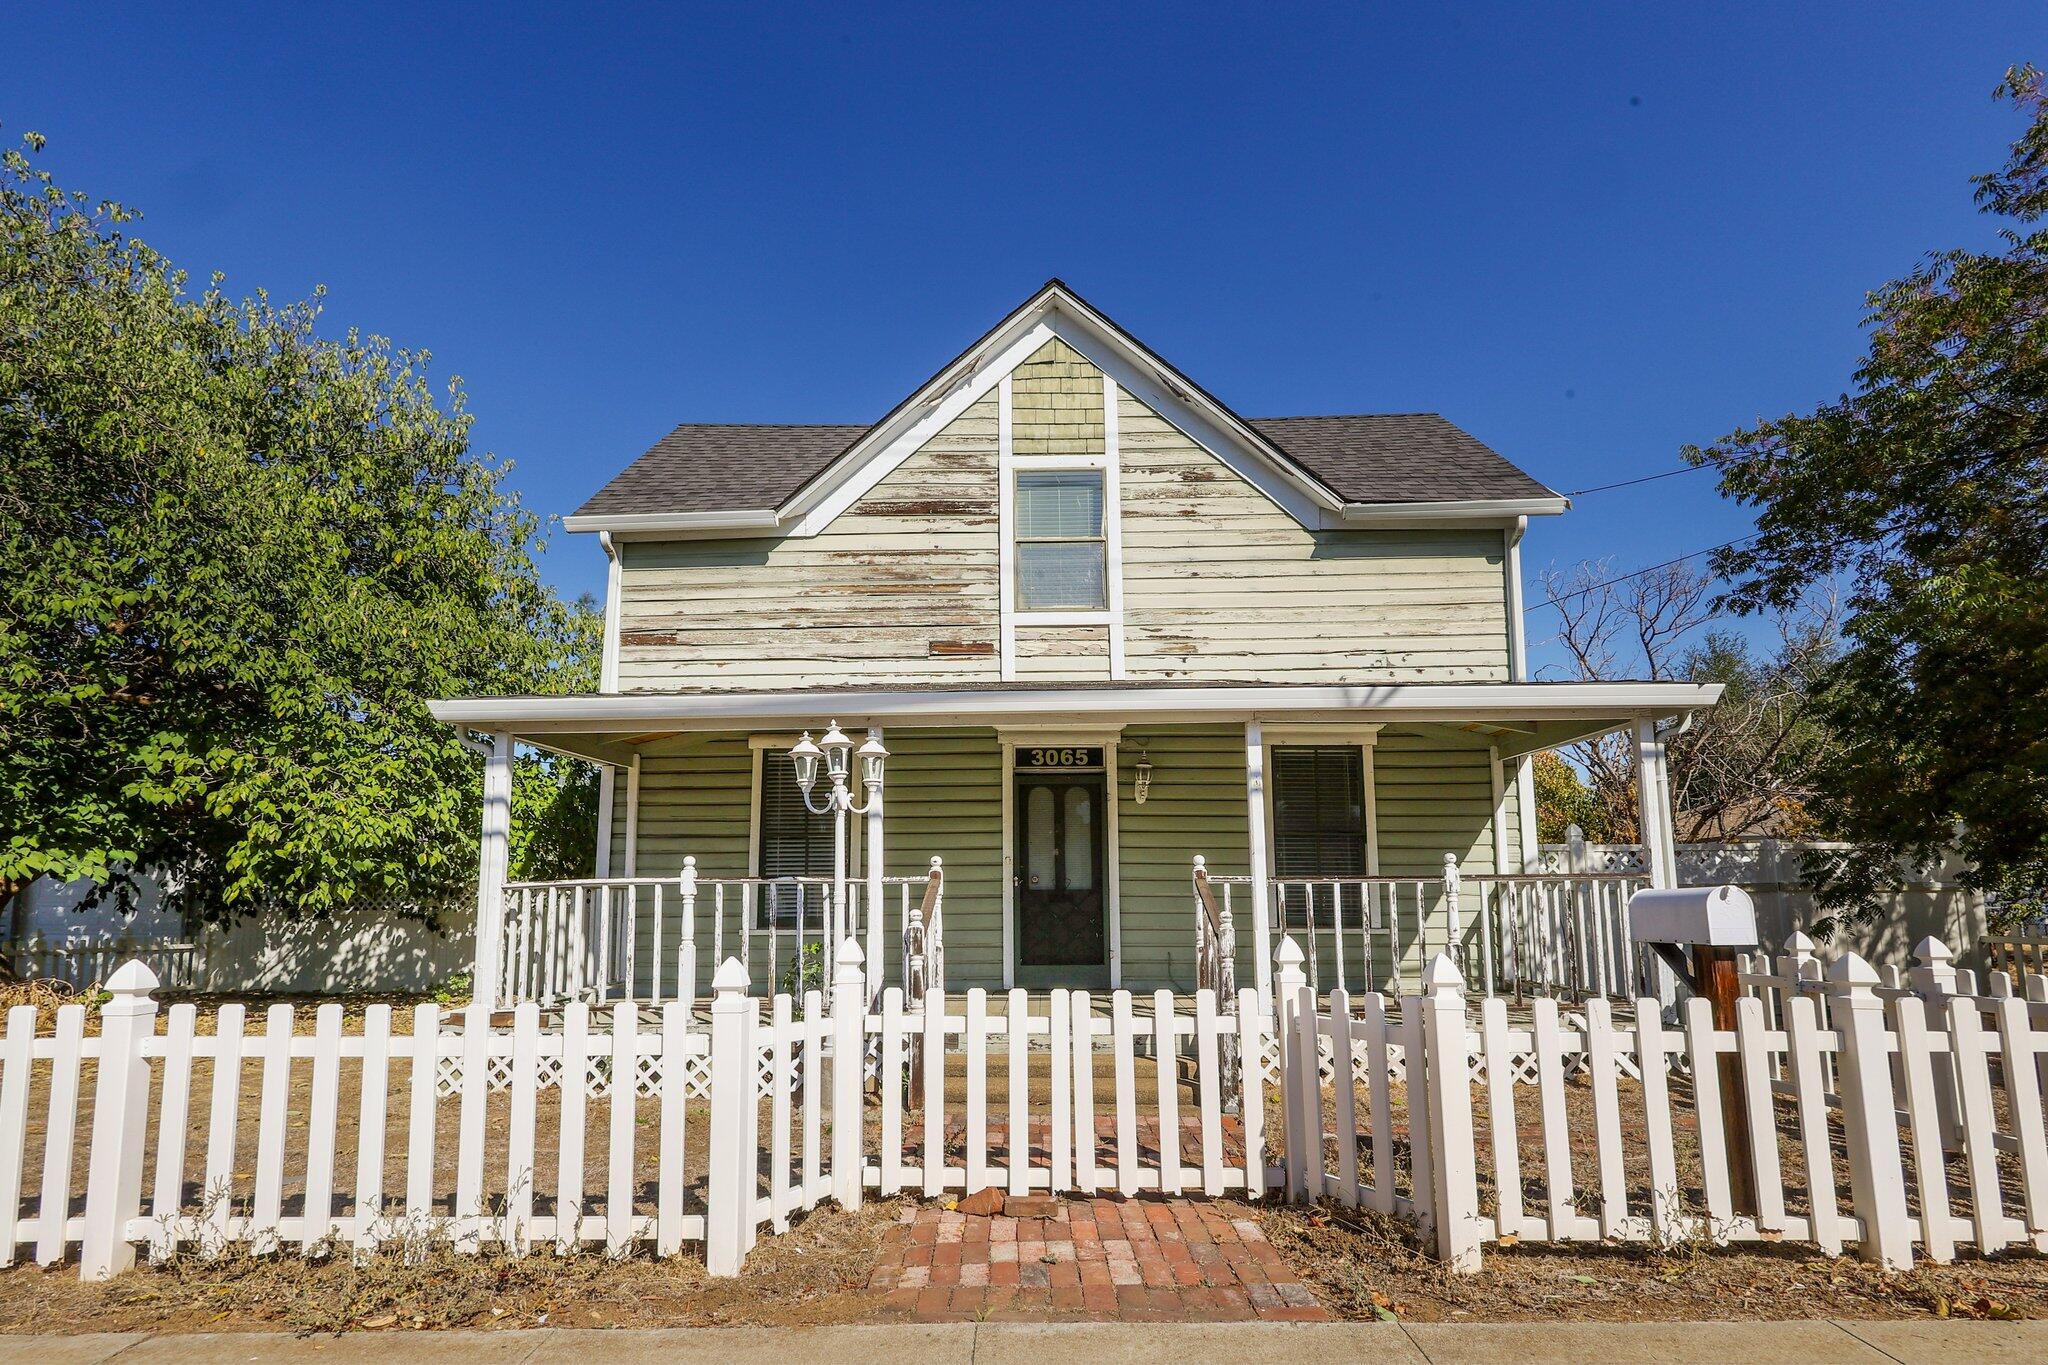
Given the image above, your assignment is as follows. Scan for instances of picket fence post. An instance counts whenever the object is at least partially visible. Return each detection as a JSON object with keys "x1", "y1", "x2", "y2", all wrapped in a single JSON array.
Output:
[
  {"x1": 1828, "y1": 951, "x2": 1915, "y2": 1269},
  {"x1": 705, "y1": 956, "x2": 755, "y2": 1276},
  {"x1": 1418, "y1": 953, "x2": 1482, "y2": 1272},
  {"x1": 1274, "y1": 937, "x2": 1315, "y2": 1201},
  {"x1": 80, "y1": 960, "x2": 159, "y2": 1280},
  {"x1": 832, "y1": 937, "x2": 865, "y2": 1211},
  {"x1": 1908, "y1": 937, "x2": 1964, "y2": 1151}
]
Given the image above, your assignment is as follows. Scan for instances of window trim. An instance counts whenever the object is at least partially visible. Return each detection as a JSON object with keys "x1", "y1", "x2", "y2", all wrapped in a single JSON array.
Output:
[
  {"x1": 997, "y1": 369, "x2": 1128, "y2": 678},
  {"x1": 1259, "y1": 726, "x2": 1382, "y2": 878},
  {"x1": 1261, "y1": 730, "x2": 1382, "y2": 933},
  {"x1": 1012, "y1": 468, "x2": 1110, "y2": 613},
  {"x1": 747, "y1": 735, "x2": 857, "y2": 931}
]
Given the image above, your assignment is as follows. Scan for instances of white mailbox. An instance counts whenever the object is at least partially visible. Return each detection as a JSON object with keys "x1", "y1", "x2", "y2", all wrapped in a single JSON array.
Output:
[{"x1": 1627, "y1": 885, "x2": 1759, "y2": 949}]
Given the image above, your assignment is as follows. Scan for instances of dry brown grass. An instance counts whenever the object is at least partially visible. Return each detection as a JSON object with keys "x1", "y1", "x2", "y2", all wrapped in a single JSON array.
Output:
[
  {"x1": 0, "y1": 1197, "x2": 913, "y2": 1335},
  {"x1": 1261, "y1": 1199, "x2": 2048, "y2": 1324}
]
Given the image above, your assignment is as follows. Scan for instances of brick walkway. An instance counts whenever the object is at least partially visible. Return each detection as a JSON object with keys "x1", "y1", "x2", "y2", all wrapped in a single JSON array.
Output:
[{"x1": 867, "y1": 1194, "x2": 1329, "y2": 1323}]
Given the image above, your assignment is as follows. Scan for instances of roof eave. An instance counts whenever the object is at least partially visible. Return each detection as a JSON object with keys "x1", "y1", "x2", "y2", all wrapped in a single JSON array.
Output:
[
  {"x1": 562, "y1": 509, "x2": 783, "y2": 537},
  {"x1": 1333, "y1": 496, "x2": 1571, "y2": 527},
  {"x1": 428, "y1": 680, "x2": 1723, "y2": 735}
]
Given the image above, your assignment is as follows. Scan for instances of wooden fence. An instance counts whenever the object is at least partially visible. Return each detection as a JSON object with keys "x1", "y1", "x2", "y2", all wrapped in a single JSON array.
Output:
[
  {"x1": 3, "y1": 941, "x2": 1267, "y2": 1281},
  {"x1": 1278, "y1": 936, "x2": 2048, "y2": 1272},
  {"x1": 18, "y1": 932, "x2": 2047, "y2": 1284}
]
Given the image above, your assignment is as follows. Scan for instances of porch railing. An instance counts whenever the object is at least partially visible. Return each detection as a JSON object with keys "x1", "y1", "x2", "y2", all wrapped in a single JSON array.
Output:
[
  {"x1": 498, "y1": 860, "x2": 943, "y2": 1007},
  {"x1": 1195, "y1": 856, "x2": 1650, "y2": 1007}
]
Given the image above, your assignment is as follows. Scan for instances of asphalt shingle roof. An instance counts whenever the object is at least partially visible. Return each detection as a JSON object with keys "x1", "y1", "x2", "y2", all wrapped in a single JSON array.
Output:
[{"x1": 574, "y1": 410, "x2": 1555, "y2": 519}]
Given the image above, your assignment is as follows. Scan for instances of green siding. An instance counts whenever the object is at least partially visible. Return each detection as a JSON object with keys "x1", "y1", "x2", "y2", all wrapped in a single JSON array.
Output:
[
  {"x1": 592, "y1": 723, "x2": 1514, "y2": 996},
  {"x1": 1116, "y1": 724, "x2": 1248, "y2": 991},
  {"x1": 882, "y1": 729, "x2": 1005, "y2": 988}
]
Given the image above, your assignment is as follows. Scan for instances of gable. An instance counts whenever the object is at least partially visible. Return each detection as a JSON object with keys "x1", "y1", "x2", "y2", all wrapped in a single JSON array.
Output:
[{"x1": 567, "y1": 281, "x2": 1564, "y2": 536}]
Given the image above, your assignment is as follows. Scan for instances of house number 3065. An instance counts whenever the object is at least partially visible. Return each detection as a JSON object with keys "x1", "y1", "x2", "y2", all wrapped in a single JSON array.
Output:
[{"x1": 1025, "y1": 748, "x2": 1093, "y2": 767}]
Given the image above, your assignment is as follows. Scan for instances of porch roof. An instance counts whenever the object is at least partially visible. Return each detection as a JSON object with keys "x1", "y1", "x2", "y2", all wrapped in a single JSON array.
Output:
[{"x1": 428, "y1": 679, "x2": 1720, "y2": 766}]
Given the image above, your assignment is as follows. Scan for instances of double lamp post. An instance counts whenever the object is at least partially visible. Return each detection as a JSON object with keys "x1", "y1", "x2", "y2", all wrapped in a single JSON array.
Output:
[{"x1": 789, "y1": 722, "x2": 887, "y2": 977}]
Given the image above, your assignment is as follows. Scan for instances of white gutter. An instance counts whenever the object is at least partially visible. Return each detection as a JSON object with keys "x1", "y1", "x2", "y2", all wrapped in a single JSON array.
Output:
[
  {"x1": 428, "y1": 680, "x2": 1723, "y2": 734},
  {"x1": 563, "y1": 508, "x2": 781, "y2": 536},
  {"x1": 598, "y1": 531, "x2": 622, "y2": 693},
  {"x1": 1336, "y1": 497, "x2": 1569, "y2": 525}
]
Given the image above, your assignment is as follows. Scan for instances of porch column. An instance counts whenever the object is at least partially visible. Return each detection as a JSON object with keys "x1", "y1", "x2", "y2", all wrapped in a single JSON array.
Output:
[
  {"x1": 865, "y1": 726, "x2": 885, "y2": 987},
  {"x1": 624, "y1": 753, "x2": 642, "y2": 877},
  {"x1": 1634, "y1": 718, "x2": 1681, "y2": 1006},
  {"x1": 1244, "y1": 719, "x2": 1273, "y2": 1007},
  {"x1": 594, "y1": 766, "x2": 616, "y2": 876},
  {"x1": 1632, "y1": 718, "x2": 1678, "y2": 888},
  {"x1": 474, "y1": 729, "x2": 514, "y2": 1009}
]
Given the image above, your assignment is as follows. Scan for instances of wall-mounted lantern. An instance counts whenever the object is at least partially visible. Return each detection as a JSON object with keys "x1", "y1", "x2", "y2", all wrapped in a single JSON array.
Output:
[{"x1": 1133, "y1": 749, "x2": 1153, "y2": 805}]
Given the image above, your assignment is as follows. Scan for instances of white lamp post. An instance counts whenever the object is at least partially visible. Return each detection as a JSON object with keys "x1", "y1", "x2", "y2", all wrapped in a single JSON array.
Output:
[{"x1": 791, "y1": 722, "x2": 887, "y2": 971}]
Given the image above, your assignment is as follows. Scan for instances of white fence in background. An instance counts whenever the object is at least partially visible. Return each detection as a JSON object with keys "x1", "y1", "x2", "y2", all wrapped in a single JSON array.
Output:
[
  {"x1": 1537, "y1": 829, "x2": 1991, "y2": 967},
  {"x1": 3, "y1": 936, "x2": 199, "y2": 993},
  {"x1": 1277, "y1": 935, "x2": 2048, "y2": 1272}
]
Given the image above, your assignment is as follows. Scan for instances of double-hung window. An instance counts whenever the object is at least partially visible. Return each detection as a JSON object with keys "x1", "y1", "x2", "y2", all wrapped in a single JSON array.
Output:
[
  {"x1": 1014, "y1": 470, "x2": 1108, "y2": 611},
  {"x1": 1270, "y1": 745, "x2": 1370, "y2": 929},
  {"x1": 755, "y1": 749, "x2": 833, "y2": 929}
]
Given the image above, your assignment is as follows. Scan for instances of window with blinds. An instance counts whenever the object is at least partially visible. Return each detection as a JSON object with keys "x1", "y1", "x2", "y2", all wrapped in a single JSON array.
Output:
[
  {"x1": 1270, "y1": 746, "x2": 1368, "y2": 929},
  {"x1": 1014, "y1": 470, "x2": 1108, "y2": 610},
  {"x1": 756, "y1": 749, "x2": 833, "y2": 928}
]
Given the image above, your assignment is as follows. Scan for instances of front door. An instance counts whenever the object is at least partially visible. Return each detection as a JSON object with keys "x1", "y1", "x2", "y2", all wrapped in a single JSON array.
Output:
[{"x1": 1014, "y1": 768, "x2": 1107, "y2": 977}]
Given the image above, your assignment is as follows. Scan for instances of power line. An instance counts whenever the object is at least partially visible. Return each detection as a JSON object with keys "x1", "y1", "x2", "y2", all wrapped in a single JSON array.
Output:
[
  {"x1": 1567, "y1": 459, "x2": 1724, "y2": 497},
  {"x1": 1521, "y1": 535, "x2": 1757, "y2": 614}
]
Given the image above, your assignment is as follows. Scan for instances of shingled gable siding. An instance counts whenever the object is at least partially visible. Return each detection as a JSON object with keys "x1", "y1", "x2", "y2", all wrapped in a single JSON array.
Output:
[
  {"x1": 1117, "y1": 388, "x2": 1513, "y2": 681},
  {"x1": 613, "y1": 396, "x2": 1001, "y2": 691}
]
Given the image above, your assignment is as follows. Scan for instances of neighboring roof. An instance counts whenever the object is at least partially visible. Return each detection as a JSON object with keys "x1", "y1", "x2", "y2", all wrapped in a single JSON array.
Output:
[{"x1": 574, "y1": 412, "x2": 1553, "y2": 519}]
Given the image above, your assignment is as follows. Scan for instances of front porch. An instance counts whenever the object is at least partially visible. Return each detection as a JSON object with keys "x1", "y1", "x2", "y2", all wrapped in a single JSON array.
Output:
[{"x1": 432, "y1": 680, "x2": 1712, "y2": 1012}]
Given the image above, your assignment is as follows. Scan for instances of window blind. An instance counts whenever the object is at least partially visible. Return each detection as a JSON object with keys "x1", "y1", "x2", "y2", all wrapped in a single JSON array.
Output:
[
  {"x1": 1270, "y1": 746, "x2": 1368, "y2": 929},
  {"x1": 757, "y1": 750, "x2": 833, "y2": 927}
]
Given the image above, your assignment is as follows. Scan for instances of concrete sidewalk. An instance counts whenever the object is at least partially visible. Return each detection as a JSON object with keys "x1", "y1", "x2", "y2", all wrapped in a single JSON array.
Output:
[{"x1": 1, "y1": 1319, "x2": 2042, "y2": 1364}]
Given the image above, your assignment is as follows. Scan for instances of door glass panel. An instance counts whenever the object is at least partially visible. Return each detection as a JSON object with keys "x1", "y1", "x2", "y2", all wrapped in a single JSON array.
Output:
[
  {"x1": 1025, "y1": 785, "x2": 1056, "y2": 889},
  {"x1": 1062, "y1": 786, "x2": 1094, "y2": 891}
]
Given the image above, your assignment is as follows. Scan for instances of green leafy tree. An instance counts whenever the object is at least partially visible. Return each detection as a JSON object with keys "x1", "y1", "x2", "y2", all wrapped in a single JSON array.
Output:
[
  {"x1": 1532, "y1": 750, "x2": 1610, "y2": 844},
  {"x1": 1690, "y1": 66, "x2": 2048, "y2": 922},
  {"x1": 0, "y1": 133, "x2": 599, "y2": 922}
]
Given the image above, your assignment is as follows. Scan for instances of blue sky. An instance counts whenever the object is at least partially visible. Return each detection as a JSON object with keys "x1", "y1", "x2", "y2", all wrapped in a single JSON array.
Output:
[{"x1": 11, "y1": 4, "x2": 2038, "y2": 670}]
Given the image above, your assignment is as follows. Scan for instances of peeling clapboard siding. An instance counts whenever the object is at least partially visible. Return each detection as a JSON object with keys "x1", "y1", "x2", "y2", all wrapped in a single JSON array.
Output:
[
  {"x1": 1118, "y1": 390, "x2": 1511, "y2": 682},
  {"x1": 611, "y1": 358, "x2": 1512, "y2": 690},
  {"x1": 614, "y1": 397, "x2": 1001, "y2": 691}
]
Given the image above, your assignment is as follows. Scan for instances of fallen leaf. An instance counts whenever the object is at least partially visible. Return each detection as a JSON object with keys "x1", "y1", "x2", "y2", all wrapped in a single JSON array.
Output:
[{"x1": 358, "y1": 1315, "x2": 396, "y2": 1330}]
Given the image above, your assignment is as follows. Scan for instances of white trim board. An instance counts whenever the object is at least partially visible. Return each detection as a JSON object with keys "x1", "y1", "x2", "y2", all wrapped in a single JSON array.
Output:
[{"x1": 430, "y1": 681, "x2": 1724, "y2": 733}]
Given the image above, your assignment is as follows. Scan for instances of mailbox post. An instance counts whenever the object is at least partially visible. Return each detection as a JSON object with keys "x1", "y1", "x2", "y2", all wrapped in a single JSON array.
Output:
[{"x1": 1628, "y1": 885, "x2": 1761, "y2": 1216}]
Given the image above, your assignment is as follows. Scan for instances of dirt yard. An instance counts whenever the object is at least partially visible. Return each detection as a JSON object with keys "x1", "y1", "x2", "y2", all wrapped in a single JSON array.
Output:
[
  {"x1": 1260, "y1": 1200, "x2": 2048, "y2": 1324},
  {"x1": 0, "y1": 1198, "x2": 915, "y2": 1335}
]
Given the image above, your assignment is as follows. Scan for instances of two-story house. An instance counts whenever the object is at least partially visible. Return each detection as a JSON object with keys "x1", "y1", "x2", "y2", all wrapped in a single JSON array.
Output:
[{"x1": 431, "y1": 281, "x2": 1717, "y2": 1009}]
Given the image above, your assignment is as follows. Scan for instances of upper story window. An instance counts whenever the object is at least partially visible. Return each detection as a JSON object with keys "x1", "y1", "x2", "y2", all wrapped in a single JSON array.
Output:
[{"x1": 1014, "y1": 470, "x2": 1108, "y2": 610}]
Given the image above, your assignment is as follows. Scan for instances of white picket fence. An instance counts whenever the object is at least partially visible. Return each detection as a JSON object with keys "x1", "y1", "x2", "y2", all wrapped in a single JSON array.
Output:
[
  {"x1": 24, "y1": 929, "x2": 2048, "y2": 1284},
  {"x1": 1277, "y1": 935, "x2": 2048, "y2": 1271},
  {"x1": 6, "y1": 941, "x2": 1268, "y2": 1281}
]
